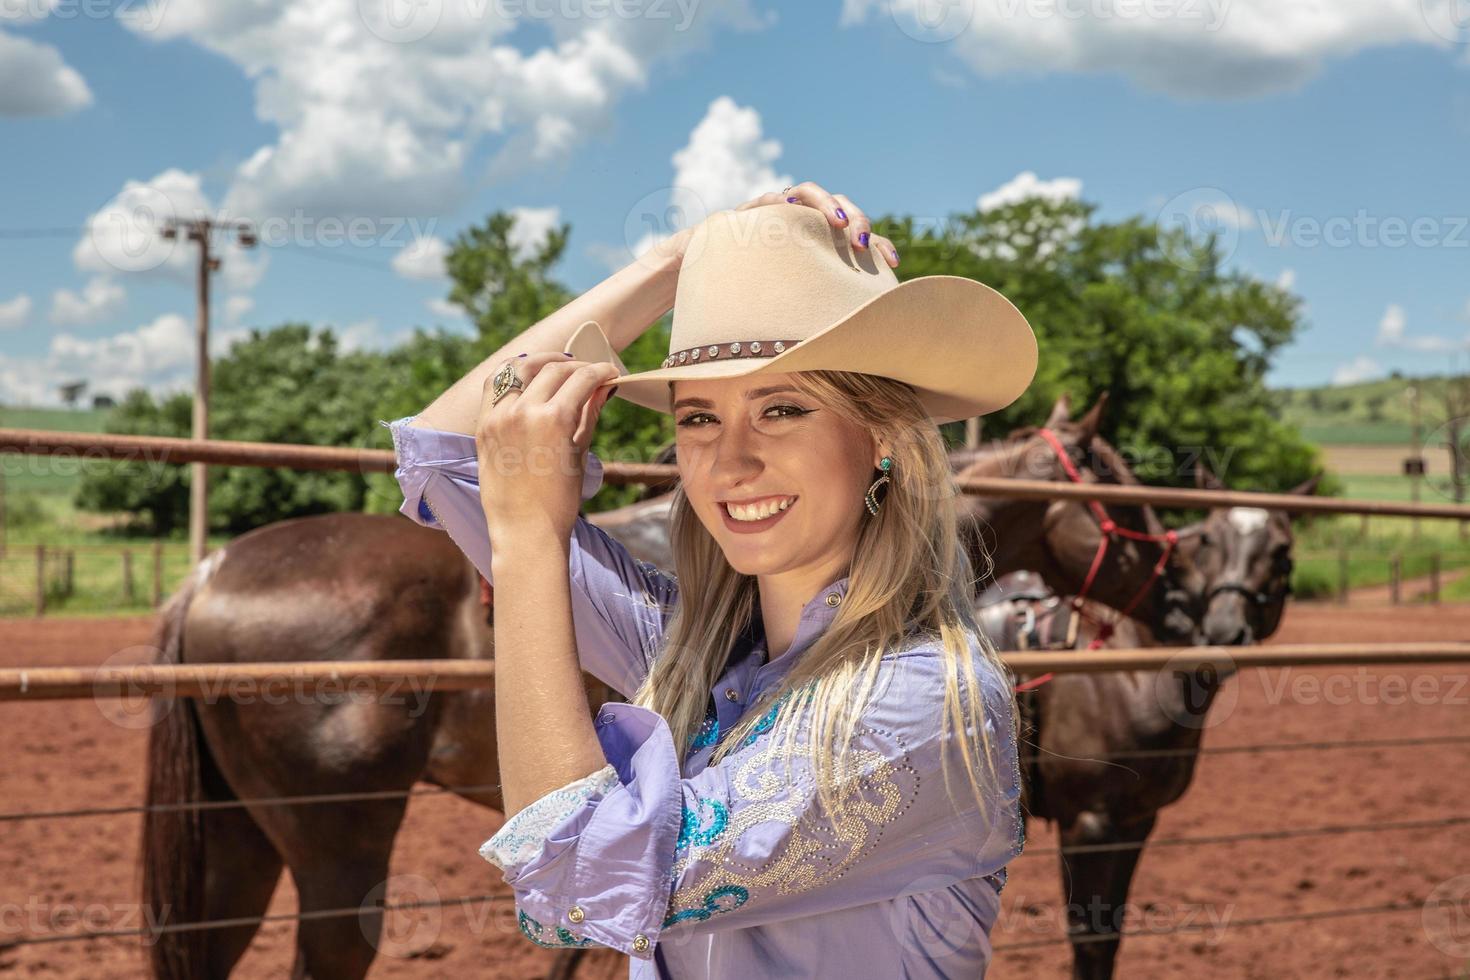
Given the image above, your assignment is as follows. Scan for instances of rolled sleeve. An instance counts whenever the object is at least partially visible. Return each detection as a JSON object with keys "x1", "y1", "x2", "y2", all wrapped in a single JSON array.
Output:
[
  {"x1": 487, "y1": 640, "x2": 1026, "y2": 961},
  {"x1": 379, "y1": 415, "x2": 677, "y2": 698}
]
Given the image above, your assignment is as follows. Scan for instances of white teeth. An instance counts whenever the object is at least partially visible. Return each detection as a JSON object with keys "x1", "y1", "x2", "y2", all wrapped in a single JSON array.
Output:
[{"x1": 726, "y1": 496, "x2": 795, "y2": 522}]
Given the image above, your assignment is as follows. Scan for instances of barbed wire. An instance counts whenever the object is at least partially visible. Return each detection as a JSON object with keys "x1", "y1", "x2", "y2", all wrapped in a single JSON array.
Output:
[{"x1": 1017, "y1": 813, "x2": 1470, "y2": 858}]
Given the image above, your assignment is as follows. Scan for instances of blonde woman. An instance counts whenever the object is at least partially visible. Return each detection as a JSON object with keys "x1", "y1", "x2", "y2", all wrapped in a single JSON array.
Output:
[{"x1": 384, "y1": 183, "x2": 1037, "y2": 977}]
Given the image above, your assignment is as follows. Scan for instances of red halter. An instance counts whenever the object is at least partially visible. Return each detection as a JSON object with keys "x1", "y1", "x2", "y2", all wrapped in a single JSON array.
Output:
[{"x1": 1010, "y1": 429, "x2": 1179, "y2": 693}]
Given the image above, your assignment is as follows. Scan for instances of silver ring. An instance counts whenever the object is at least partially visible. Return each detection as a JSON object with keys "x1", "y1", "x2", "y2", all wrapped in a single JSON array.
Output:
[
  {"x1": 781, "y1": 184, "x2": 795, "y2": 197},
  {"x1": 490, "y1": 361, "x2": 525, "y2": 406}
]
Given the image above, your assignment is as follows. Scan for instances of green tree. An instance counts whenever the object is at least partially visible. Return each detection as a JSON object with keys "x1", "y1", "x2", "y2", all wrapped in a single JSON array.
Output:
[{"x1": 878, "y1": 196, "x2": 1332, "y2": 497}]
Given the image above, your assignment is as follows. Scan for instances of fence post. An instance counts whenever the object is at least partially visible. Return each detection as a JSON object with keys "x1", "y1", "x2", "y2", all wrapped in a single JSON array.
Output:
[
  {"x1": 35, "y1": 544, "x2": 44, "y2": 617},
  {"x1": 152, "y1": 541, "x2": 163, "y2": 608},
  {"x1": 65, "y1": 549, "x2": 74, "y2": 597},
  {"x1": 1337, "y1": 547, "x2": 1349, "y2": 605},
  {"x1": 123, "y1": 549, "x2": 134, "y2": 604},
  {"x1": 1430, "y1": 552, "x2": 1441, "y2": 605},
  {"x1": 1389, "y1": 553, "x2": 1401, "y2": 605}
]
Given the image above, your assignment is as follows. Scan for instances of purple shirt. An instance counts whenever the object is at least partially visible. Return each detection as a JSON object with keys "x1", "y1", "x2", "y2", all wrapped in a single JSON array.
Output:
[{"x1": 384, "y1": 415, "x2": 1025, "y2": 977}]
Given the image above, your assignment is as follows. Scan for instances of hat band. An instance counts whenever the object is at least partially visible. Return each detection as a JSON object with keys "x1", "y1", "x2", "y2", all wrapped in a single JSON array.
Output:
[{"x1": 660, "y1": 339, "x2": 804, "y2": 370}]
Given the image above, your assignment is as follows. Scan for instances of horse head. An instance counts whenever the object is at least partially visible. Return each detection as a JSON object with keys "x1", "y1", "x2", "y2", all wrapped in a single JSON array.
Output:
[{"x1": 1179, "y1": 462, "x2": 1320, "y2": 646}]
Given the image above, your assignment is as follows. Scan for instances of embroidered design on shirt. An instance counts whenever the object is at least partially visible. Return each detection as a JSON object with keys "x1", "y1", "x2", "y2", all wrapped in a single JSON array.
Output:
[
  {"x1": 479, "y1": 764, "x2": 621, "y2": 873},
  {"x1": 685, "y1": 702, "x2": 720, "y2": 753},
  {"x1": 676, "y1": 797, "x2": 730, "y2": 852},
  {"x1": 662, "y1": 721, "x2": 920, "y2": 929},
  {"x1": 518, "y1": 909, "x2": 597, "y2": 949},
  {"x1": 663, "y1": 884, "x2": 750, "y2": 927}
]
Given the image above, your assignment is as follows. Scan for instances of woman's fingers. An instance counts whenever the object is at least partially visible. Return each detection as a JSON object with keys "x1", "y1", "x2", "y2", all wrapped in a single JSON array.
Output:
[
  {"x1": 867, "y1": 232, "x2": 900, "y2": 268},
  {"x1": 830, "y1": 193, "x2": 873, "y2": 253}
]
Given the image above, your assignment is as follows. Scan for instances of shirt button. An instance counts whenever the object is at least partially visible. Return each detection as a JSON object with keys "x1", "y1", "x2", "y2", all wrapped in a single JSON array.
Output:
[
  {"x1": 632, "y1": 933, "x2": 650, "y2": 953},
  {"x1": 567, "y1": 905, "x2": 585, "y2": 923},
  {"x1": 597, "y1": 711, "x2": 616, "y2": 726},
  {"x1": 724, "y1": 688, "x2": 739, "y2": 702},
  {"x1": 825, "y1": 592, "x2": 841, "y2": 606}
]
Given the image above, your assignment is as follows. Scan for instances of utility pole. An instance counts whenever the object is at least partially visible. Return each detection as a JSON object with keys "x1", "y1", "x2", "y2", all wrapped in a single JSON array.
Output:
[{"x1": 160, "y1": 218, "x2": 257, "y2": 568}]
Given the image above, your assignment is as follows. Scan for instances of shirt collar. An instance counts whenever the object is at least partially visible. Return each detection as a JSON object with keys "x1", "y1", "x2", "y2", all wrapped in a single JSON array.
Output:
[{"x1": 750, "y1": 573, "x2": 851, "y2": 676}]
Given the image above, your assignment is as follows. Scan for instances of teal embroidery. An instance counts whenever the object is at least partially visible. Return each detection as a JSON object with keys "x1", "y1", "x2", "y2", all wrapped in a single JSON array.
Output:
[
  {"x1": 676, "y1": 797, "x2": 729, "y2": 852},
  {"x1": 663, "y1": 884, "x2": 750, "y2": 927},
  {"x1": 739, "y1": 689, "x2": 793, "y2": 748},
  {"x1": 518, "y1": 909, "x2": 596, "y2": 948},
  {"x1": 686, "y1": 702, "x2": 719, "y2": 752}
]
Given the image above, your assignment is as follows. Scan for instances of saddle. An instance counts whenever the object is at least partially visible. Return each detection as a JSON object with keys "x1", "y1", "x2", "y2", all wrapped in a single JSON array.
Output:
[{"x1": 975, "y1": 571, "x2": 1079, "y2": 652}]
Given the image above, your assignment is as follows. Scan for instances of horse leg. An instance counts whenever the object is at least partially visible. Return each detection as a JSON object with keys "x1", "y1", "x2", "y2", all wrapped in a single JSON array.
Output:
[
  {"x1": 279, "y1": 800, "x2": 411, "y2": 980},
  {"x1": 1059, "y1": 811, "x2": 1157, "y2": 980},
  {"x1": 199, "y1": 802, "x2": 284, "y2": 975}
]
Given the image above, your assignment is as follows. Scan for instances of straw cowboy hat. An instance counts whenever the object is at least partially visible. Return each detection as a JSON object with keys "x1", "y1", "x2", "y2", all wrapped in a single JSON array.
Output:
[{"x1": 565, "y1": 203, "x2": 1038, "y2": 426}]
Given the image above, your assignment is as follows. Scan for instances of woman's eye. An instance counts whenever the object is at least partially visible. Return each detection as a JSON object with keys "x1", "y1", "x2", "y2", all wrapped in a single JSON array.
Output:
[{"x1": 676, "y1": 405, "x2": 810, "y2": 428}]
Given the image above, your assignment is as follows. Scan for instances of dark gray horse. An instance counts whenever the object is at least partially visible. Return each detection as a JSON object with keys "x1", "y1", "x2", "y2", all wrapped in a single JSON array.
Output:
[{"x1": 975, "y1": 463, "x2": 1318, "y2": 979}]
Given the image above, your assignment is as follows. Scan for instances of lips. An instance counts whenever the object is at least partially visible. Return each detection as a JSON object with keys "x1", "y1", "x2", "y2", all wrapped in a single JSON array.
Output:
[
  {"x1": 723, "y1": 494, "x2": 796, "y2": 521},
  {"x1": 719, "y1": 495, "x2": 797, "y2": 534}
]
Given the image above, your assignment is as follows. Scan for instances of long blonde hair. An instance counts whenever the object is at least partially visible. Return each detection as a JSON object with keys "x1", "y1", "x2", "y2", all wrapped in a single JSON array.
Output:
[{"x1": 626, "y1": 370, "x2": 1017, "y2": 825}]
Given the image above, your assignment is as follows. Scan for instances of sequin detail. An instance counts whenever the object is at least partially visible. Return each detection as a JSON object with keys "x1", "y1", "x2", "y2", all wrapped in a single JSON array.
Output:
[
  {"x1": 662, "y1": 884, "x2": 750, "y2": 927},
  {"x1": 686, "y1": 701, "x2": 720, "y2": 753},
  {"x1": 676, "y1": 797, "x2": 730, "y2": 852},
  {"x1": 479, "y1": 764, "x2": 621, "y2": 873},
  {"x1": 518, "y1": 909, "x2": 597, "y2": 948}
]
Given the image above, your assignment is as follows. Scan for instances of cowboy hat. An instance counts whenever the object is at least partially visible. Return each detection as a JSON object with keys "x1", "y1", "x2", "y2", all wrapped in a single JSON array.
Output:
[{"x1": 567, "y1": 203, "x2": 1038, "y2": 426}]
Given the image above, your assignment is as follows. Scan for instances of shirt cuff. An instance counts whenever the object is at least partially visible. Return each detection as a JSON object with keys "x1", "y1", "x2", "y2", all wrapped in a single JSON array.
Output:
[
  {"x1": 379, "y1": 415, "x2": 605, "y2": 529},
  {"x1": 480, "y1": 764, "x2": 622, "y2": 875},
  {"x1": 492, "y1": 702, "x2": 684, "y2": 960}
]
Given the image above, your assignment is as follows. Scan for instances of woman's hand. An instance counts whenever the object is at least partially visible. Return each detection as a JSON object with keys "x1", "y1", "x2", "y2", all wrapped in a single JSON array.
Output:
[
  {"x1": 666, "y1": 182, "x2": 900, "y2": 270},
  {"x1": 476, "y1": 352, "x2": 620, "y2": 545}
]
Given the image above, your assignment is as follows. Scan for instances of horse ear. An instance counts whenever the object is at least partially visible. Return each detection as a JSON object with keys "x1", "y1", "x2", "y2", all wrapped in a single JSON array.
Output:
[
  {"x1": 1195, "y1": 459, "x2": 1224, "y2": 491},
  {"x1": 1290, "y1": 471, "x2": 1323, "y2": 496},
  {"x1": 1045, "y1": 392, "x2": 1072, "y2": 427},
  {"x1": 1075, "y1": 391, "x2": 1108, "y2": 441}
]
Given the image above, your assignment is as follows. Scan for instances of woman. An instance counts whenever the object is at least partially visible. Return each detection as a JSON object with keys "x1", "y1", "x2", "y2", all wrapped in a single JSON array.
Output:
[{"x1": 384, "y1": 183, "x2": 1038, "y2": 977}]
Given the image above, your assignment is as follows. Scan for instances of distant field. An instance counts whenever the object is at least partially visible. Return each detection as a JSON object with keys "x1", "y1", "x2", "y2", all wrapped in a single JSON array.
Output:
[{"x1": 1, "y1": 405, "x2": 114, "y2": 496}]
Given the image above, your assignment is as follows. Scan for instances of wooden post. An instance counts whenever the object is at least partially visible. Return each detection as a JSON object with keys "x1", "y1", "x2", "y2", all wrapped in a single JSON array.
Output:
[
  {"x1": 35, "y1": 544, "x2": 44, "y2": 617},
  {"x1": 65, "y1": 550, "x2": 74, "y2": 596},
  {"x1": 1388, "y1": 553, "x2": 1401, "y2": 605},
  {"x1": 1337, "y1": 547, "x2": 1349, "y2": 605},
  {"x1": 152, "y1": 541, "x2": 163, "y2": 608},
  {"x1": 1430, "y1": 553, "x2": 1441, "y2": 605},
  {"x1": 122, "y1": 549, "x2": 135, "y2": 604}
]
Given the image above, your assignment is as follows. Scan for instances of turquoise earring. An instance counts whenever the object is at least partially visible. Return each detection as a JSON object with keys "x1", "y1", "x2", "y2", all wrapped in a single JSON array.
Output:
[{"x1": 865, "y1": 456, "x2": 893, "y2": 516}]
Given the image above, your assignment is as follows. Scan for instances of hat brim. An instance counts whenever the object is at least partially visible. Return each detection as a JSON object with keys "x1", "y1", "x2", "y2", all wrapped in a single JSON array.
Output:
[{"x1": 600, "y1": 275, "x2": 1038, "y2": 426}]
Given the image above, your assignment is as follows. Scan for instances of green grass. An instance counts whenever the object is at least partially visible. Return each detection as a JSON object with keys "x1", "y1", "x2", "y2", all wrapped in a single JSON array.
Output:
[{"x1": 1, "y1": 404, "x2": 115, "y2": 496}]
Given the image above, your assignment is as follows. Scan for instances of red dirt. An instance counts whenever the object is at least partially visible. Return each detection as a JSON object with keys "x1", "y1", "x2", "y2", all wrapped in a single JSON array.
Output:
[{"x1": 1, "y1": 603, "x2": 1467, "y2": 978}]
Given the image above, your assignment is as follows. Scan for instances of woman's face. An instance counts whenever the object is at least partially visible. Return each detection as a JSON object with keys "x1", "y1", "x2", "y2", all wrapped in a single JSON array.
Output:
[{"x1": 672, "y1": 372, "x2": 877, "y2": 579}]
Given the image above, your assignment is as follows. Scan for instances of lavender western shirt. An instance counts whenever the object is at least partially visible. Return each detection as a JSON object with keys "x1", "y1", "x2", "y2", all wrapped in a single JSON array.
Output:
[{"x1": 383, "y1": 415, "x2": 1025, "y2": 977}]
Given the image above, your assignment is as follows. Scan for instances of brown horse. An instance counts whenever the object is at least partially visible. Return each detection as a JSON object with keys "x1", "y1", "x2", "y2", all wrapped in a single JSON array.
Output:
[
  {"x1": 140, "y1": 500, "x2": 665, "y2": 980},
  {"x1": 977, "y1": 465, "x2": 1318, "y2": 980}
]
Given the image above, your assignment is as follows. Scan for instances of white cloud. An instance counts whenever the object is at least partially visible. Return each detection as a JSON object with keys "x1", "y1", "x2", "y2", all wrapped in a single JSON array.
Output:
[
  {"x1": 1276, "y1": 268, "x2": 1296, "y2": 291},
  {"x1": 117, "y1": 0, "x2": 769, "y2": 222},
  {"x1": 0, "y1": 312, "x2": 252, "y2": 407},
  {"x1": 426, "y1": 297, "x2": 464, "y2": 320},
  {"x1": 0, "y1": 29, "x2": 92, "y2": 117},
  {"x1": 1332, "y1": 355, "x2": 1383, "y2": 386},
  {"x1": 49, "y1": 276, "x2": 126, "y2": 326},
  {"x1": 508, "y1": 206, "x2": 563, "y2": 262},
  {"x1": 1375, "y1": 302, "x2": 1470, "y2": 352},
  {"x1": 978, "y1": 170, "x2": 1081, "y2": 212},
  {"x1": 841, "y1": 0, "x2": 1449, "y2": 99},
  {"x1": 223, "y1": 294, "x2": 255, "y2": 328},
  {"x1": 612, "y1": 96, "x2": 793, "y2": 266},
  {"x1": 392, "y1": 236, "x2": 450, "y2": 281},
  {"x1": 74, "y1": 168, "x2": 269, "y2": 292},
  {"x1": 0, "y1": 293, "x2": 32, "y2": 331},
  {"x1": 332, "y1": 317, "x2": 412, "y2": 354}
]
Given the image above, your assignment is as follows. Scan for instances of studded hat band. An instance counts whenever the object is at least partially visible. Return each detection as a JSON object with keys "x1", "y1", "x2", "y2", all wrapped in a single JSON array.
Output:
[{"x1": 660, "y1": 339, "x2": 804, "y2": 370}]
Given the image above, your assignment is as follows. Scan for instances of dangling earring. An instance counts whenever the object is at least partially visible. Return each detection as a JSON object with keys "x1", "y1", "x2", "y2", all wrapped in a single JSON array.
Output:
[{"x1": 865, "y1": 456, "x2": 893, "y2": 516}]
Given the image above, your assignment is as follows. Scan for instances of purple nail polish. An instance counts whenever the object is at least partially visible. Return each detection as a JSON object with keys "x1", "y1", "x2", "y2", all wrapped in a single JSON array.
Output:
[
  {"x1": 858, "y1": 231, "x2": 869, "y2": 247},
  {"x1": 890, "y1": 247, "x2": 899, "y2": 262},
  {"x1": 564, "y1": 352, "x2": 574, "y2": 357},
  {"x1": 609, "y1": 386, "x2": 619, "y2": 398},
  {"x1": 786, "y1": 196, "x2": 797, "y2": 203},
  {"x1": 835, "y1": 208, "x2": 847, "y2": 221},
  {"x1": 518, "y1": 352, "x2": 527, "y2": 357}
]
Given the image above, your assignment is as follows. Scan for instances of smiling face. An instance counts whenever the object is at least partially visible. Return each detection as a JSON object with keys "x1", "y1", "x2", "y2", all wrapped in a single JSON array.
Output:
[{"x1": 671, "y1": 372, "x2": 878, "y2": 579}]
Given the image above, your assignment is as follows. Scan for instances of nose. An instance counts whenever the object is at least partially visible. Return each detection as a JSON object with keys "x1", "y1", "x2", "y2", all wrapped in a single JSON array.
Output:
[{"x1": 707, "y1": 423, "x2": 763, "y2": 487}]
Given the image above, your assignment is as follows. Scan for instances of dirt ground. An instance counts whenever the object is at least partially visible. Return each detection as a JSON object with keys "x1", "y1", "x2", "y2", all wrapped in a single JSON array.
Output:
[{"x1": 2, "y1": 601, "x2": 1468, "y2": 979}]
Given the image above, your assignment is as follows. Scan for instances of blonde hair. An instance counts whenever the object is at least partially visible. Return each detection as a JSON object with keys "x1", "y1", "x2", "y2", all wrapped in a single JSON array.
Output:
[{"x1": 626, "y1": 370, "x2": 1017, "y2": 826}]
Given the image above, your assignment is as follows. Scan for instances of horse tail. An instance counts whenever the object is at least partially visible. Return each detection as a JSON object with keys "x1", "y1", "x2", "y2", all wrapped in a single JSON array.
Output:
[{"x1": 141, "y1": 557, "x2": 215, "y2": 980}]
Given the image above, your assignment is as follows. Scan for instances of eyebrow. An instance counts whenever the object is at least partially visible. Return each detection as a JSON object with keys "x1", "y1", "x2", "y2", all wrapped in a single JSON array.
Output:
[{"x1": 671, "y1": 385, "x2": 803, "y2": 411}]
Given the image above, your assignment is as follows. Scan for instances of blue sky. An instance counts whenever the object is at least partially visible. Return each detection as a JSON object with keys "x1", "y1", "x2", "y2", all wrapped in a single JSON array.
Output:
[{"x1": 3, "y1": 0, "x2": 1469, "y2": 407}]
